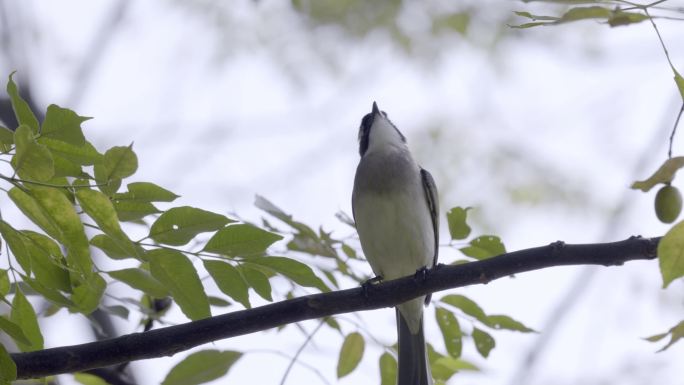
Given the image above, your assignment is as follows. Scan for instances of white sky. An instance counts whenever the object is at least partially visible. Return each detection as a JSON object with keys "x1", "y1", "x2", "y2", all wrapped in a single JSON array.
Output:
[{"x1": 1, "y1": 0, "x2": 683, "y2": 384}]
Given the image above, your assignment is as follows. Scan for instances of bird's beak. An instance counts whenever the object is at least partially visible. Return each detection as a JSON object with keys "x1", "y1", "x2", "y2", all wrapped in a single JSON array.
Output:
[{"x1": 372, "y1": 101, "x2": 380, "y2": 115}]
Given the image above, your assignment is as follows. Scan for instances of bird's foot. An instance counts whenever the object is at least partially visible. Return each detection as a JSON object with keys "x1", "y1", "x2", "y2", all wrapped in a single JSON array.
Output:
[
  {"x1": 414, "y1": 266, "x2": 429, "y2": 282},
  {"x1": 361, "y1": 275, "x2": 383, "y2": 299}
]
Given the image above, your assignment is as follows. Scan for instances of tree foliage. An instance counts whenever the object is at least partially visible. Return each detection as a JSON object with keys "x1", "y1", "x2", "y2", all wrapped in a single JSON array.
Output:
[{"x1": 1, "y1": 1, "x2": 684, "y2": 381}]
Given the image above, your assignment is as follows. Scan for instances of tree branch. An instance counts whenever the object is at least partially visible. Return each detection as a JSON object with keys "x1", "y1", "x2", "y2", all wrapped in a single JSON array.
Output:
[{"x1": 13, "y1": 236, "x2": 660, "y2": 379}]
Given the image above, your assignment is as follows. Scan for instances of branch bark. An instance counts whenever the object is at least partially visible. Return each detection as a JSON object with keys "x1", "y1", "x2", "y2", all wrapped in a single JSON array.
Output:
[{"x1": 13, "y1": 236, "x2": 660, "y2": 379}]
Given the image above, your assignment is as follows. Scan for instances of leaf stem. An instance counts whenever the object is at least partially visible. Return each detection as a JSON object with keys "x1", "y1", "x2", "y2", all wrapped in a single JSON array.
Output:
[{"x1": 668, "y1": 103, "x2": 684, "y2": 158}]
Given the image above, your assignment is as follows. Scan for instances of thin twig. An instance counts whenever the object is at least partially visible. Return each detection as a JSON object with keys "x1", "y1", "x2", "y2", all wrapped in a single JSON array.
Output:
[{"x1": 279, "y1": 319, "x2": 326, "y2": 385}]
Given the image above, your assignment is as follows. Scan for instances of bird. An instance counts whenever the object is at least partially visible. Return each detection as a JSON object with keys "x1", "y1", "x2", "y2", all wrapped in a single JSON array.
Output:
[{"x1": 352, "y1": 102, "x2": 439, "y2": 385}]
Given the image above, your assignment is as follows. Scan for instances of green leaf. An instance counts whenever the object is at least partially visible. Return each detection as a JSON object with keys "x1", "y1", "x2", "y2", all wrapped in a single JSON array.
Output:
[
  {"x1": 379, "y1": 352, "x2": 397, "y2": 385},
  {"x1": 100, "y1": 145, "x2": 138, "y2": 180},
  {"x1": 71, "y1": 273, "x2": 106, "y2": 314},
  {"x1": 0, "y1": 270, "x2": 9, "y2": 298},
  {"x1": 607, "y1": 10, "x2": 648, "y2": 27},
  {"x1": 208, "y1": 296, "x2": 231, "y2": 307},
  {"x1": 675, "y1": 69, "x2": 684, "y2": 102},
  {"x1": 6, "y1": 72, "x2": 39, "y2": 133},
  {"x1": 38, "y1": 138, "x2": 102, "y2": 165},
  {"x1": 0, "y1": 343, "x2": 17, "y2": 384},
  {"x1": 239, "y1": 265, "x2": 272, "y2": 301},
  {"x1": 113, "y1": 200, "x2": 161, "y2": 221},
  {"x1": 10, "y1": 290, "x2": 44, "y2": 351},
  {"x1": 441, "y1": 294, "x2": 488, "y2": 324},
  {"x1": 8, "y1": 187, "x2": 62, "y2": 240},
  {"x1": 0, "y1": 220, "x2": 32, "y2": 273},
  {"x1": 25, "y1": 277, "x2": 74, "y2": 308},
  {"x1": 446, "y1": 207, "x2": 471, "y2": 240},
  {"x1": 101, "y1": 305, "x2": 130, "y2": 320},
  {"x1": 90, "y1": 234, "x2": 144, "y2": 260},
  {"x1": 161, "y1": 350, "x2": 242, "y2": 385},
  {"x1": 76, "y1": 189, "x2": 134, "y2": 250},
  {"x1": 147, "y1": 249, "x2": 211, "y2": 320},
  {"x1": 435, "y1": 307, "x2": 462, "y2": 358},
  {"x1": 460, "y1": 236, "x2": 506, "y2": 260},
  {"x1": 247, "y1": 256, "x2": 328, "y2": 292},
  {"x1": 203, "y1": 260, "x2": 250, "y2": 308},
  {"x1": 108, "y1": 268, "x2": 169, "y2": 298},
  {"x1": 30, "y1": 187, "x2": 92, "y2": 276},
  {"x1": 73, "y1": 372, "x2": 112, "y2": 385},
  {"x1": 472, "y1": 327, "x2": 495, "y2": 358},
  {"x1": 509, "y1": 21, "x2": 552, "y2": 29},
  {"x1": 149, "y1": 206, "x2": 232, "y2": 246},
  {"x1": 254, "y1": 195, "x2": 318, "y2": 237},
  {"x1": 432, "y1": 12, "x2": 470, "y2": 35},
  {"x1": 657, "y1": 221, "x2": 684, "y2": 287},
  {"x1": 41, "y1": 104, "x2": 90, "y2": 145},
  {"x1": 51, "y1": 154, "x2": 86, "y2": 178},
  {"x1": 204, "y1": 224, "x2": 282, "y2": 257},
  {"x1": 115, "y1": 182, "x2": 180, "y2": 202},
  {"x1": 645, "y1": 320, "x2": 684, "y2": 352},
  {"x1": 485, "y1": 314, "x2": 536, "y2": 332},
  {"x1": 514, "y1": 11, "x2": 558, "y2": 21},
  {"x1": 21, "y1": 230, "x2": 71, "y2": 292},
  {"x1": 0, "y1": 316, "x2": 32, "y2": 347},
  {"x1": 11, "y1": 124, "x2": 55, "y2": 182},
  {"x1": 558, "y1": 6, "x2": 611, "y2": 22},
  {"x1": 94, "y1": 145, "x2": 137, "y2": 195},
  {"x1": 431, "y1": 356, "x2": 479, "y2": 381},
  {"x1": 337, "y1": 332, "x2": 365, "y2": 378},
  {"x1": 0, "y1": 126, "x2": 14, "y2": 145},
  {"x1": 631, "y1": 157, "x2": 684, "y2": 192}
]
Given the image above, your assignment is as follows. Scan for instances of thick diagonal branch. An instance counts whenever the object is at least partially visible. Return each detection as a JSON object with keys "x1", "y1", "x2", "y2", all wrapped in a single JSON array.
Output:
[{"x1": 13, "y1": 236, "x2": 660, "y2": 379}]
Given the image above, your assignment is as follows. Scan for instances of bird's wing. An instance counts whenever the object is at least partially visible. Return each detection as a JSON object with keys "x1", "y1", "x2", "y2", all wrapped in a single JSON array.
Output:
[{"x1": 420, "y1": 168, "x2": 439, "y2": 267}]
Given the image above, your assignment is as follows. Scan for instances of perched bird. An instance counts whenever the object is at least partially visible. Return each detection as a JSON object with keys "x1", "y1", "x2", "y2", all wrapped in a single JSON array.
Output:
[{"x1": 352, "y1": 102, "x2": 439, "y2": 385}]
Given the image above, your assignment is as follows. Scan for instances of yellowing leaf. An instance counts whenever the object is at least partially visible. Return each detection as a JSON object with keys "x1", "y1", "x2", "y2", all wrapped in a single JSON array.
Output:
[
  {"x1": 632, "y1": 157, "x2": 684, "y2": 192},
  {"x1": 161, "y1": 350, "x2": 242, "y2": 385},
  {"x1": 337, "y1": 332, "x2": 365, "y2": 378},
  {"x1": 11, "y1": 124, "x2": 54, "y2": 182},
  {"x1": 30, "y1": 187, "x2": 92, "y2": 276},
  {"x1": 76, "y1": 189, "x2": 138, "y2": 260},
  {"x1": 657, "y1": 220, "x2": 684, "y2": 287}
]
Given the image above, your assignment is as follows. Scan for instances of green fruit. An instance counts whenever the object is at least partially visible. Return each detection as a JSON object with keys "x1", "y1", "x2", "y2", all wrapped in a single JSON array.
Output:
[{"x1": 655, "y1": 185, "x2": 682, "y2": 224}]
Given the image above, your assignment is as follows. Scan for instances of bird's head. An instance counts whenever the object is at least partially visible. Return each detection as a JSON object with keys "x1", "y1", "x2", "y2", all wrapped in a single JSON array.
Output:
[{"x1": 357, "y1": 101, "x2": 407, "y2": 157}]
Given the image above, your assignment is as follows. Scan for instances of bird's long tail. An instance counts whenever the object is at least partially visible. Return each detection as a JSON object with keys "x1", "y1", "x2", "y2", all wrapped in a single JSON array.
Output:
[{"x1": 396, "y1": 308, "x2": 432, "y2": 385}]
